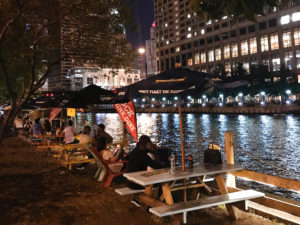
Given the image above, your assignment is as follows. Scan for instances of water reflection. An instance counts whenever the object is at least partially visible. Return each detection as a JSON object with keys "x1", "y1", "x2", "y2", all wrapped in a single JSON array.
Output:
[{"x1": 76, "y1": 113, "x2": 300, "y2": 199}]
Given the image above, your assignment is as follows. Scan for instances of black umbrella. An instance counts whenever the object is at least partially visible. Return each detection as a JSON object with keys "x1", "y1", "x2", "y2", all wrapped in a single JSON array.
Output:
[
  {"x1": 116, "y1": 68, "x2": 214, "y2": 99},
  {"x1": 64, "y1": 84, "x2": 126, "y2": 108},
  {"x1": 115, "y1": 68, "x2": 216, "y2": 172}
]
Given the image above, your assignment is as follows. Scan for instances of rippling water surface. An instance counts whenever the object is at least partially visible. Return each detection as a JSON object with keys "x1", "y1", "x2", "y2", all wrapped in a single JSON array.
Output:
[{"x1": 76, "y1": 113, "x2": 300, "y2": 200}]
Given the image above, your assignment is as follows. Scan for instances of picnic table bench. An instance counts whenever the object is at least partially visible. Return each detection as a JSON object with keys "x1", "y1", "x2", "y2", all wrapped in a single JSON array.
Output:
[{"x1": 122, "y1": 163, "x2": 265, "y2": 224}]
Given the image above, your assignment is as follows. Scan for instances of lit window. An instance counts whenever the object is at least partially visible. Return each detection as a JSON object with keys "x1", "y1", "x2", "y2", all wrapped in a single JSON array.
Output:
[
  {"x1": 284, "y1": 51, "x2": 293, "y2": 69},
  {"x1": 231, "y1": 44, "x2": 238, "y2": 57},
  {"x1": 215, "y1": 48, "x2": 221, "y2": 60},
  {"x1": 175, "y1": 19, "x2": 179, "y2": 23},
  {"x1": 292, "y1": 12, "x2": 300, "y2": 22},
  {"x1": 206, "y1": 20, "x2": 212, "y2": 25},
  {"x1": 270, "y1": 33, "x2": 279, "y2": 50},
  {"x1": 280, "y1": 15, "x2": 290, "y2": 25},
  {"x1": 282, "y1": 31, "x2": 292, "y2": 48},
  {"x1": 194, "y1": 31, "x2": 197, "y2": 36},
  {"x1": 187, "y1": 33, "x2": 192, "y2": 38},
  {"x1": 188, "y1": 27, "x2": 192, "y2": 31},
  {"x1": 249, "y1": 38, "x2": 257, "y2": 54},
  {"x1": 241, "y1": 40, "x2": 248, "y2": 56},
  {"x1": 187, "y1": 14, "x2": 191, "y2": 18},
  {"x1": 166, "y1": 40, "x2": 169, "y2": 45},
  {"x1": 296, "y1": 50, "x2": 300, "y2": 69},
  {"x1": 294, "y1": 28, "x2": 300, "y2": 45},
  {"x1": 165, "y1": 23, "x2": 168, "y2": 27},
  {"x1": 176, "y1": 47, "x2": 180, "y2": 52},
  {"x1": 243, "y1": 62, "x2": 250, "y2": 73},
  {"x1": 222, "y1": 16, "x2": 228, "y2": 20},
  {"x1": 260, "y1": 35, "x2": 269, "y2": 52},
  {"x1": 272, "y1": 55, "x2": 280, "y2": 71},
  {"x1": 225, "y1": 62, "x2": 231, "y2": 73},
  {"x1": 208, "y1": 50, "x2": 214, "y2": 62},
  {"x1": 201, "y1": 29, "x2": 205, "y2": 34},
  {"x1": 224, "y1": 45, "x2": 230, "y2": 59},
  {"x1": 188, "y1": 58, "x2": 193, "y2": 66},
  {"x1": 176, "y1": 31, "x2": 179, "y2": 35},
  {"x1": 200, "y1": 52, "x2": 206, "y2": 63},
  {"x1": 194, "y1": 53, "x2": 200, "y2": 64}
]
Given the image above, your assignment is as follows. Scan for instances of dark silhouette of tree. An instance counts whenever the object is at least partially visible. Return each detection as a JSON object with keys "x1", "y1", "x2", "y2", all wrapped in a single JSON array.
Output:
[
  {"x1": 231, "y1": 63, "x2": 247, "y2": 79},
  {"x1": 0, "y1": 0, "x2": 133, "y2": 143},
  {"x1": 190, "y1": 0, "x2": 290, "y2": 22},
  {"x1": 213, "y1": 63, "x2": 227, "y2": 77}
]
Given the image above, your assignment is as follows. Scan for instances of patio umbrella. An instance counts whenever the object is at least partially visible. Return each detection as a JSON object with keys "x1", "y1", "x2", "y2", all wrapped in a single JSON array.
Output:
[
  {"x1": 64, "y1": 84, "x2": 127, "y2": 108},
  {"x1": 116, "y1": 68, "x2": 214, "y2": 171}
]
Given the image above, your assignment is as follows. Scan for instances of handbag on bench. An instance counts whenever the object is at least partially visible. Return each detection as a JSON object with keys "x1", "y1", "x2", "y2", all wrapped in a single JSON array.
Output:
[{"x1": 203, "y1": 143, "x2": 222, "y2": 164}]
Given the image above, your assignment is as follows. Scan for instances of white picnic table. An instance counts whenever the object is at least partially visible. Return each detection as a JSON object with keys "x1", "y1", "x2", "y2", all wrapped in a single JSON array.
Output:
[{"x1": 123, "y1": 163, "x2": 263, "y2": 224}]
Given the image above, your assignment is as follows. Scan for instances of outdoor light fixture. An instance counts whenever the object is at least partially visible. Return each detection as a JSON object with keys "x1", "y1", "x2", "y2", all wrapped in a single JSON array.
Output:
[
  {"x1": 162, "y1": 104, "x2": 165, "y2": 107},
  {"x1": 238, "y1": 102, "x2": 243, "y2": 106},
  {"x1": 174, "y1": 96, "x2": 178, "y2": 100},
  {"x1": 260, "y1": 91, "x2": 265, "y2": 96},
  {"x1": 142, "y1": 98, "x2": 146, "y2": 102},
  {"x1": 238, "y1": 93, "x2": 243, "y2": 97},
  {"x1": 260, "y1": 101, "x2": 265, "y2": 106},
  {"x1": 187, "y1": 96, "x2": 191, "y2": 99},
  {"x1": 286, "y1": 90, "x2": 291, "y2": 95},
  {"x1": 219, "y1": 94, "x2": 223, "y2": 98},
  {"x1": 152, "y1": 98, "x2": 155, "y2": 101},
  {"x1": 138, "y1": 47, "x2": 145, "y2": 54},
  {"x1": 151, "y1": 104, "x2": 154, "y2": 107},
  {"x1": 133, "y1": 99, "x2": 137, "y2": 103},
  {"x1": 162, "y1": 97, "x2": 166, "y2": 101},
  {"x1": 219, "y1": 102, "x2": 223, "y2": 107},
  {"x1": 187, "y1": 103, "x2": 191, "y2": 107},
  {"x1": 286, "y1": 100, "x2": 291, "y2": 104},
  {"x1": 202, "y1": 95, "x2": 206, "y2": 99},
  {"x1": 141, "y1": 104, "x2": 144, "y2": 108},
  {"x1": 202, "y1": 103, "x2": 206, "y2": 107}
]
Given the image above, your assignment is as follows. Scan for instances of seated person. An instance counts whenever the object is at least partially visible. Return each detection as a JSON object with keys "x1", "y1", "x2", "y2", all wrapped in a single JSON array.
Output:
[
  {"x1": 79, "y1": 126, "x2": 93, "y2": 145},
  {"x1": 95, "y1": 124, "x2": 113, "y2": 144},
  {"x1": 62, "y1": 120, "x2": 76, "y2": 144},
  {"x1": 96, "y1": 137, "x2": 124, "y2": 173},
  {"x1": 126, "y1": 135, "x2": 164, "y2": 189}
]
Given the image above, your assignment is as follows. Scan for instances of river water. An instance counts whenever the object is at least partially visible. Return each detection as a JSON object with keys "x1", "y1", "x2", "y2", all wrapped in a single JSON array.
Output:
[{"x1": 76, "y1": 113, "x2": 300, "y2": 200}]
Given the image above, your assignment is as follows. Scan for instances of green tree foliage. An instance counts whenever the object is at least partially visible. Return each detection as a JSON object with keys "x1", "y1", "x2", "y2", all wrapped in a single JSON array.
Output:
[
  {"x1": 190, "y1": 0, "x2": 292, "y2": 21},
  {"x1": 0, "y1": 0, "x2": 133, "y2": 143}
]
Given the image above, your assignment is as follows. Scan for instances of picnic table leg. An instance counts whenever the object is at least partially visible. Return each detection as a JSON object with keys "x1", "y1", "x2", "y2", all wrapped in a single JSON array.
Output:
[
  {"x1": 215, "y1": 174, "x2": 239, "y2": 220},
  {"x1": 161, "y1": 183, "x2": 181, "y2": 225},
  {"x1": 144, "y1": 184, "x2": 153, "y2": 196}
]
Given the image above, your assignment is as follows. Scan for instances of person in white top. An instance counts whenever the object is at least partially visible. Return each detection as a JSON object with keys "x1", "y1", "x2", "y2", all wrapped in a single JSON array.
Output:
[
  {"x1": 62, "y1": 120, "x2": 76, "y2": 144},
  {"x1": 79, "y1": 126, "x2": 93, "y2": 145}
]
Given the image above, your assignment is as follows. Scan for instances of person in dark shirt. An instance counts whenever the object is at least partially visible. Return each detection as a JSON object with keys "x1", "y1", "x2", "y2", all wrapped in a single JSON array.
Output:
[{"x1": 126, "y1": 135, "x2": 163, "y2": 189}]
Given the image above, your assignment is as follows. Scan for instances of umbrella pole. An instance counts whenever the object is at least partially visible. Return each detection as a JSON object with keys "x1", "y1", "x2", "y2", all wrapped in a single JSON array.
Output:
[
  {"x1": 178, "y1": 97, "x2": 185, "y2": 171},
  {"x1": 178, "y1": 97, "x2": 187, "y2": 202}
]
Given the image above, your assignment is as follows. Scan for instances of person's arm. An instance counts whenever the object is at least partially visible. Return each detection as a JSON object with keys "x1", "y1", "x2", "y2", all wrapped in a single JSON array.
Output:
[{"x1": 146, "y1": 154, "x2": 163, "y2": 169}]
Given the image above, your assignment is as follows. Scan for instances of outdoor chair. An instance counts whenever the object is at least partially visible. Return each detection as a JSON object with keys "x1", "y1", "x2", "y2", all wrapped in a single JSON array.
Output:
[{"x1": 89, "y1": 147, "x2": 128, "y2": 187}]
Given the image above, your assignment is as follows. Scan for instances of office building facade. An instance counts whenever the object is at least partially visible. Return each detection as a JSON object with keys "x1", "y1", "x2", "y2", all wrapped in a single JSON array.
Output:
[
  {"x1": 154, "y1": 0, "x2": 300, "y2": 82},
  {"x1": 146, "y1": 25, "x2": 158, "y2": 77}
]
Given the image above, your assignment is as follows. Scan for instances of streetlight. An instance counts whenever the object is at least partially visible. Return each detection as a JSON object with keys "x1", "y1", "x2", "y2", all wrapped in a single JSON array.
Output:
[
  {"x1": 138, "y1": 47, "x2": 146, "y2": 78},
  {"x1": 138, "y1": 47, "x2": 145, "y2": 54}
]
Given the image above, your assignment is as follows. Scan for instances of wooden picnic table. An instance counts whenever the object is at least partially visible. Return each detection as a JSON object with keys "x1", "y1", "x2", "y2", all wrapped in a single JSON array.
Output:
[
  {"x1": 32, "y1": 134, "x2": 64, "y2": 147},
  {"x1": 123, "y1": 163, "x2": 256, "y2": 224}
]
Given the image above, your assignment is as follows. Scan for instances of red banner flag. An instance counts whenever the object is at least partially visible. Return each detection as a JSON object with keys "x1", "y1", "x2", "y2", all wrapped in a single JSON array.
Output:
[
  {"x1": 49, "y1": 108, "x2": 62, "y2": 122},
  {"x1": 114, "y1": 101, "x2": 138, "y2": 142}
]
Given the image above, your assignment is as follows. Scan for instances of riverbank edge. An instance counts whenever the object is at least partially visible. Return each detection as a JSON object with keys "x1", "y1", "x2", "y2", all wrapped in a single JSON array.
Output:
[{"x1": 95, "y1": 104, "x2": 300, "y2": 114}]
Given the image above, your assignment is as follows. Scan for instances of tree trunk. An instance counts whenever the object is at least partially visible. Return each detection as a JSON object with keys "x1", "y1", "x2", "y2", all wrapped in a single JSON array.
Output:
[{"x1": 0, "y1": 104, "x2": 21, "y2": 144}]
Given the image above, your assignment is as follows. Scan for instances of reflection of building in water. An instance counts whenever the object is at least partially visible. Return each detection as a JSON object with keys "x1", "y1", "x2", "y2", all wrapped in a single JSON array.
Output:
[{"x1": 69, "y1": 67, "x2": 141, "y2": 91}]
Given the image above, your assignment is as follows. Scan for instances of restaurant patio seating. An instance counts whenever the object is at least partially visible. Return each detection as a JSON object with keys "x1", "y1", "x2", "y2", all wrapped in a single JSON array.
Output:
[{"x1": 89, "y1": 147, "x2": 128, "y2": 187}]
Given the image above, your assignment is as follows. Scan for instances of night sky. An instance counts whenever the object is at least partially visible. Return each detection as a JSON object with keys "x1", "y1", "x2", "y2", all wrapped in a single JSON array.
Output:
[{"x1": 126, "y1": 0, "x2": 154, "y2": 49}]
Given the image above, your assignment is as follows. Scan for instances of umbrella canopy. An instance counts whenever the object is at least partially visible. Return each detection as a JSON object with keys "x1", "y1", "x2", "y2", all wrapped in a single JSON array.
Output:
[
  {"x1": 116, "y1": 68, "x2": 214, "y2": 99},
  {"x1": 64, "y1": 84, "x2": 126, "y2": 108}
]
